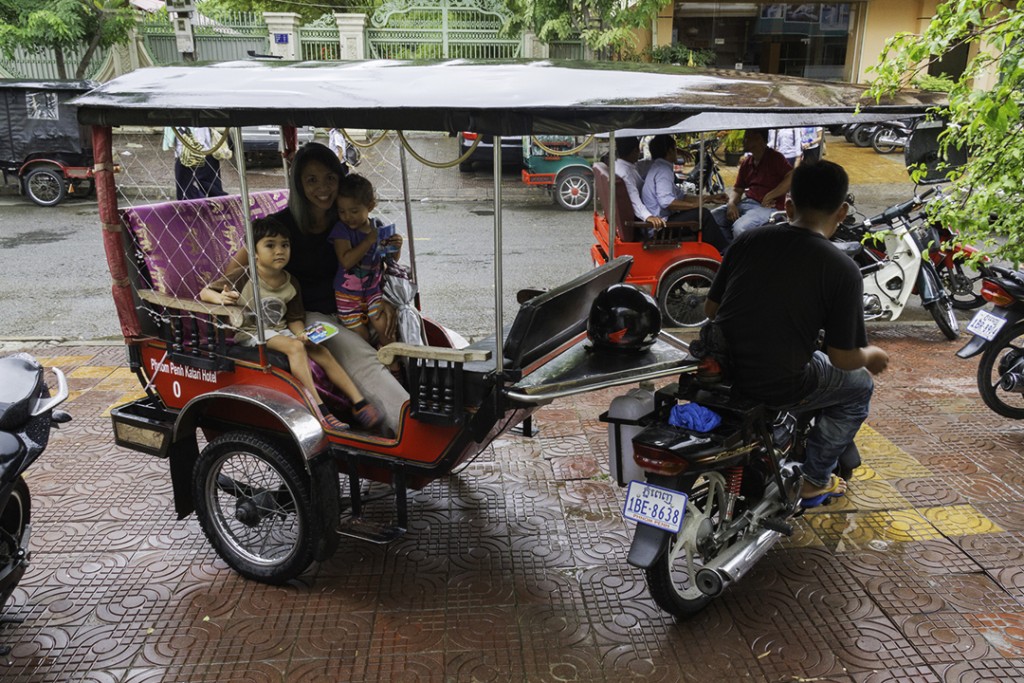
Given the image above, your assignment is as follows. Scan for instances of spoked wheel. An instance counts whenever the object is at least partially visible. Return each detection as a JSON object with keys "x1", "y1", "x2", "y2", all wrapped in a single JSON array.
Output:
[
  {"x1": 644, "y1": 472, "x2": 729, "y2": 618},
  {"x1": 658, "y1": 265, "x2": 716, "y2": 328},
  {"x1": 24, "y1": 168, "x2": 67, "y2": 207},
  {"x1": 978, "y1": 320, "x2": 1024, "y2": 419},
  {"x1": 553, "y1": 168, "x2": 593, "y2": 211},
  {"x1": 193, "y1": 432, "x2": 324, "y2": 584},
  {"x1": 0, "y1": 477, "x2": 31, "y2": 612},
  {"x1": 870, "y1": 128, "x2": 900, "y2": 154},
  {"x1": 926, "y1": 295, "x2": 960, "y2": 340},
  {"x1": 937, "y1": 260, "x2": 985, "y2": 310}
]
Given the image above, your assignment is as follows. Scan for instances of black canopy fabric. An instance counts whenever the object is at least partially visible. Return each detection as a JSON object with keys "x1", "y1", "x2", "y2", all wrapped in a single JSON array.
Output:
[
  {"x1": 1, "y1": 80, "x2": 96, "y2": 166},
  {"x1": 73, "y1": 59, "x2": 945, "y2": 135}
]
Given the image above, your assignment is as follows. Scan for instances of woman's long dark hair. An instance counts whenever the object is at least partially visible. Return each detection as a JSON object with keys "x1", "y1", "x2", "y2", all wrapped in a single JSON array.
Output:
[{"x1": 288, "y1": 141, "x2": 346, "y2": 234}]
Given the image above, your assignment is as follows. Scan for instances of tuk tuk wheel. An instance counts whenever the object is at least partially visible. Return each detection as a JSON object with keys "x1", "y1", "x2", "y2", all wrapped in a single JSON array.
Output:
[
  {"x1": 193, "y1": 431, "x2": 323, "y2": 585},
  {"x1": 553, "y1": 168, "x2": 593, "y2": 211},
  {"x1": 657, "y1": 264, "x2": 716, "y2": 328},
  {"x1": 24, "y1": 168, "x2": 67, "y2": 207}
]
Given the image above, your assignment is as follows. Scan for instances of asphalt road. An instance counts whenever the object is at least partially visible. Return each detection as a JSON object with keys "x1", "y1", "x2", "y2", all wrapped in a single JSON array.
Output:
[
  {"x1": 0, "y1": 131, "x2": 971, "y2": 342},
  {"x1": 0, "y1": 189, "x2": 596, "y2": 341}
]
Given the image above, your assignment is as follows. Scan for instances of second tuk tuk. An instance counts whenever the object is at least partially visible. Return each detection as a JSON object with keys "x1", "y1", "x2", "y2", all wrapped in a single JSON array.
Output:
[{"x1": 0, "y1": 79, "x2": 97, "y2": 206}]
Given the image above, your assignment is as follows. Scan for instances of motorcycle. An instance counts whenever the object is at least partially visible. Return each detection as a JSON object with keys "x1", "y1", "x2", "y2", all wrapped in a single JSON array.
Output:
[
  {"x1": 609, "y1": 365, "x2": 855, "y2": 618},
  {"x1": 676, "y1": 137, "x2": 726, "y2": 195},
  {"x1": 0, "y1": 353, "x2": 70, "y2": 652},
  {"x1": 870, "y1": 119, "x2": 914, "y2": 154},
  {"x1": 956, "y1": 266, "x2": 1024, "y2": 418},
  {"x1": 831, "y1": 189, "x2": 960, "y2": 340}
]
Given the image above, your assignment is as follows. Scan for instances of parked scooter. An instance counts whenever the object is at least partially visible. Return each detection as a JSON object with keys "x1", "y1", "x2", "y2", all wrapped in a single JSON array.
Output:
[
  {"x1": 0, "y1": 353, "x2": 70, "y2": 652},
  {"x1": 831, "y1": 189, "x2": 960, "y2": 340},
  {"x1": 870, "y1": 119, "x2": 914, "y2": 154},
  {"x1": 957, "y1": 266, "x2": 1024, "y2": 418}
]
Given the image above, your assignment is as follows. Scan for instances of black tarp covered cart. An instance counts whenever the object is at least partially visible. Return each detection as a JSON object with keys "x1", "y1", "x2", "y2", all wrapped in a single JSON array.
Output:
[{"x1": 0, "y1": 79, "x2": 97, "y2": 206}]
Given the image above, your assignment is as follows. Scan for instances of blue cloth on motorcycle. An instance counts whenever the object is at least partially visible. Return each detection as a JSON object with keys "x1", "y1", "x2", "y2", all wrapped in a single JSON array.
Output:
[{"x1": 669, "y1": 403, "x2": 721, "y2": 432}]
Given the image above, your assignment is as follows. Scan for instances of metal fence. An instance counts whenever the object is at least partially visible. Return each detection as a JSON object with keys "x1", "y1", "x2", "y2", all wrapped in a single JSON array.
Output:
[
  {"x1": 0, "y1": 45, "x2": 108, "y2": 80},
  {"x1": 139, "y1": 11, "x2": 269, "y2": 65},
  {"x1": 298, "y1": 15, "x2": 342, "y2": 61}
]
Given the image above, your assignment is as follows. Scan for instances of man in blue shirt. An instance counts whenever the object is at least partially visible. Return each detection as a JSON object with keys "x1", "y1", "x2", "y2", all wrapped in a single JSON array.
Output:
[{"x1": 640, "y1": 135, "x2": 729, "y2": 252}]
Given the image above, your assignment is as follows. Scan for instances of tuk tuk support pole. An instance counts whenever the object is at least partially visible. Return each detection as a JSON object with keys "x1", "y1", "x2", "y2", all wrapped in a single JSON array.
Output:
[
  {"x1": 398, "y1": 145, "x2": 418, "y2": 284},
  {"x1": 229, "y1": 127, "x2": 269, "y2": 362},
  {"x1": 91, "y1": 124, "x2": 141, "y2": 338},
  {"x1": 607, "y1": 133, "x2": 616, "y2": 262},
  {"x1": 697, "y1": 136, "x2": 705, "y2": 229},
  {"x1": 493, "y1": 137, "x2": 504, "y2": 376}
]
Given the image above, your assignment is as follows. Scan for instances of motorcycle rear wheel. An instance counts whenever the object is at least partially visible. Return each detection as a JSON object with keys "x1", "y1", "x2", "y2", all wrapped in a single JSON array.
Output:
[
  {"x1": 852, "y1": 125, "x2": 875, "y2": 148},
  {"x1": 644, "y1": 472, "x2": 729, "y2": 618},
  {"x1": 193, "y1": 432, "x2": 322, "y2": 584},
  {"x1": 926, "y1": 295, "x2": 959, "y2": 340},
  {"x1": 870, "y1": 128, "x2": 900, "y2": 154},
  {"x1": 977, "y1": 320, "x2": 1024, "y2": 419},
  {"x1": 0, "y1": 476, "x2": 30, "y2": 612}
]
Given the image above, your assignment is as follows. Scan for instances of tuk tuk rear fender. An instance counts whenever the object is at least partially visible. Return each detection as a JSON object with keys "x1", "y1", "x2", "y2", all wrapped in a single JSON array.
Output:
[
  {"x1": 166, "y1": 386, "x2": 328, "y2": 519},
  {"x1": 17, "y1": 158, "x2": 93, "y2": 179},
  {"x1": 654, "y1": 256, "x2": 720, "y2": 296},
  {"x1": 523, "y1": 160, "x2": 591, "y2": 187}
]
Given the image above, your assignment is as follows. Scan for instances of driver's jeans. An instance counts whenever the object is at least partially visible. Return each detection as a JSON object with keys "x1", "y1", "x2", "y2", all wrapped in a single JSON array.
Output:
[
  {"x1": 776, "y1": 351, "x2": 874, "y2": 488},
  {"x1": 710, "y1": 197, "x2": 776, "y2": 240}
]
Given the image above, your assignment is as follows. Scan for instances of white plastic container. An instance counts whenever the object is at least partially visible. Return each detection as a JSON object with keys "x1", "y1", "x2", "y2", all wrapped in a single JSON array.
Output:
[{"x1": 606, "y1": 387, "x2": 655, "y2": 486}]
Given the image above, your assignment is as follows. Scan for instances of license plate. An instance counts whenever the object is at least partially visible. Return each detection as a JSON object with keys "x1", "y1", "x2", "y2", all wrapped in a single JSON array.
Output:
[
  {"x1": 622, "y1": 481, "x2": 688, "y2": 533},
  {"x1": 967, "y1": 309, "x2": 1007, "y2": 341}
]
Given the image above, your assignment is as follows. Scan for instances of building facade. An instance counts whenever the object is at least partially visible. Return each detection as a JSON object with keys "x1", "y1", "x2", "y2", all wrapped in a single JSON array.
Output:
[{"x1": 653, "y1": 1, "x2": 964, "y2": 84}]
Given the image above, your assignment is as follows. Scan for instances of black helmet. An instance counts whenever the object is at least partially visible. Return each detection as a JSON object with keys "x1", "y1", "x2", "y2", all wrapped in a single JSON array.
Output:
[{"x1": 587, "y1": 284, "x2": 661, "y2": 352}]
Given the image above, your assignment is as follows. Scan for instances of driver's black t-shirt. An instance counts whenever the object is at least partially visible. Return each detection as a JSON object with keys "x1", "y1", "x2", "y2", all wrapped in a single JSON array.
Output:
[{"x1": 707, "y1": 223, "x2": 867, "y2": 406}]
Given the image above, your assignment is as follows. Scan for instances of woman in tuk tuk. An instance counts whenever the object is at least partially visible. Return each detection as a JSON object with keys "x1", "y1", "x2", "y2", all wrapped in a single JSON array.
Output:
[{"x1": 225, "y1": 142, "x2": 409, "y2": 435}]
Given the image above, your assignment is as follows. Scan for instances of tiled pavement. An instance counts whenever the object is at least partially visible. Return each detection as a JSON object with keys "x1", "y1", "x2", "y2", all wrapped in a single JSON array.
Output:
[{"x1": 2, "y1": 323, "x2": 1024, "y2": 682}]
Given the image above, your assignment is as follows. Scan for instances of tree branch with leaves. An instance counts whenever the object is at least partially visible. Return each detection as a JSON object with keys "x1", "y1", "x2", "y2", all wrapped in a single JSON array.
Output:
[
  {"x1": 868, "y1": 0, "x2": 1024, "y2": 263},
  {"x1": 0, "y1": 0, "x2": 136, "y2": 80}
]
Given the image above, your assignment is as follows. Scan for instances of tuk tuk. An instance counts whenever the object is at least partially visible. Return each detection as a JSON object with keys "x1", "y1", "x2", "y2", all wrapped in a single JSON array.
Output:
[
  {"x1": 73, "y1": 60, "x2": 940, "y2": 587},
  {"x1": 0, "y1": 79, "x2": 97, "y2": 206},
  {"x1": 520, "y1": 135, "x2": 595, "y2": 211}
]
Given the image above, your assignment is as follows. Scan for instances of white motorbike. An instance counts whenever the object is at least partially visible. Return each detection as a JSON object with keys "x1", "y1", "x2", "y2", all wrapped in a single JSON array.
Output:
[{"x1": 832, "y1": 189, "x2": 959, "y2": 340}]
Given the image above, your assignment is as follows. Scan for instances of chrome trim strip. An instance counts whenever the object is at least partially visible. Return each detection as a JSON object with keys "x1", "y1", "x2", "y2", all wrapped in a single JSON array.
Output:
[{"x1": 173, "y1": 385, "x2": 327, "y2": 461}]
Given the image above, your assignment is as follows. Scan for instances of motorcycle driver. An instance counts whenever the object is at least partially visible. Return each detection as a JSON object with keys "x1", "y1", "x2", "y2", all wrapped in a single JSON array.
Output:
[{"x1": 703, "y1": 160, "x2": 889, "y2": 504}]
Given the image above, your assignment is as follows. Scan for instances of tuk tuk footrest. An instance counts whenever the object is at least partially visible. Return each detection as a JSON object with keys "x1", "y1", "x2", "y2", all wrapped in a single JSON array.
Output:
[{"x1": 336, "y1": 516, "x2": 406, "y2": 544}]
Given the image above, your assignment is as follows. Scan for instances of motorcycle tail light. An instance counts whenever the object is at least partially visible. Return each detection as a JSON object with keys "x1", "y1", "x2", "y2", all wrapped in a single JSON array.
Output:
[
  {"x1": 633, "y1": 442, "x2": 689, "y2": 476},
  {"x1": 982, "y1": 281, "x2": 1015, "y2": 307},
  {"x1": 462, "y1": 132, "x2": 479, "y2": 141}
]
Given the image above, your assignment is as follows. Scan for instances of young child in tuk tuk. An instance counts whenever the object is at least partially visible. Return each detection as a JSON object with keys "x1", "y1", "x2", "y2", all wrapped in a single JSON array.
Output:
[
  {"x1": 328, "y1": 174, "x2": 404, "y2": 347},
  {"x1": 200, "y1": 215, "x2": 383, "y2": 431}
]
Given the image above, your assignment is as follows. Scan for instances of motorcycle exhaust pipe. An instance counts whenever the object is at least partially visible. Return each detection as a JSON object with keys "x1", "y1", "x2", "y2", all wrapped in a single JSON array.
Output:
[{"x1": 695, "y1": 527, "x2": 781, "y2": 597}]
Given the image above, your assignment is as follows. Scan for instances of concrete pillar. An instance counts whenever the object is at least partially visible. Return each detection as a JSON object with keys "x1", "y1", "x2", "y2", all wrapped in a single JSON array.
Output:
[
  {"x1": 264, "y1": 12, "x2": 301, "y2": 60},
  {"x1": 522, "y1": 32, "x2": 549, "y2": 59},
  {"x1": 335, "y1": 13, "x2": 368, "y2": 60}
]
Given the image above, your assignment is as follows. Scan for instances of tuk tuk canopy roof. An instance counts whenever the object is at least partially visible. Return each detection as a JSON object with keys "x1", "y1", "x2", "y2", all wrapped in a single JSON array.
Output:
[{"x1": 73, "y1": 59, "x2": 944, "y2": 135}]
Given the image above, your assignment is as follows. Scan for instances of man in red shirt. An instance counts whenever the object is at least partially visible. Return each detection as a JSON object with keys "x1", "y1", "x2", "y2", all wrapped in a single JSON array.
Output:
[{"x1": 711, "y1": 129, "x2": 793, "y2": 240}]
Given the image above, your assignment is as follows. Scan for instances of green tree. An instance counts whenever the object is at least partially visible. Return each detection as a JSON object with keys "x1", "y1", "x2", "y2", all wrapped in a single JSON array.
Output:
[
  {"x1": 200, "y1": 0, "x2": 375, "y2": 25},
  {"x1": 0, "y1": 0, "x2": 136, "y2": 79},
  {"x1": 507, "y1": 0, "x2": 668, "y2": 58},
  {"x1": 869, "y1": 0, "x2": 1024, "y2": 262}
]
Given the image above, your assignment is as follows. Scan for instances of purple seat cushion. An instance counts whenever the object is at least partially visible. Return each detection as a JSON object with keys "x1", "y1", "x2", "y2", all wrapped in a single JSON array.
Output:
[{"x1": 121, "y1": 190, "x2": 290, "y2": 298}]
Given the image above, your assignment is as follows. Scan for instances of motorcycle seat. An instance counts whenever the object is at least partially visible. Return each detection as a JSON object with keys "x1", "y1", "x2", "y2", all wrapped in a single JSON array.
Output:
[
  {"x1": 0, "y1": 355, "x2": 44, "y2": 431},
  {"x1": 831, "y1": 240, "x2": 864, "y2": 258}
]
